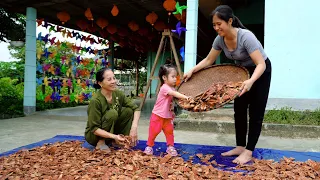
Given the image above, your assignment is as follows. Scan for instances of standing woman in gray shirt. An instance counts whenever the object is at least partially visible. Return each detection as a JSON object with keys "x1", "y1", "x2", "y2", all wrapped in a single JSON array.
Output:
[{"x1": 184, "y1": 5, "x2": 272, "y2": 165}]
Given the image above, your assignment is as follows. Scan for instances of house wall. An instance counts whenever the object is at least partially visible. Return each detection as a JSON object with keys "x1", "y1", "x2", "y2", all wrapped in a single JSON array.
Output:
[
  {"x1": 219, "y1": 0, "x2": 265, "y2": 64},
  {"x1": 265, "y1": 0, "x2": 320, "y2": 110}
]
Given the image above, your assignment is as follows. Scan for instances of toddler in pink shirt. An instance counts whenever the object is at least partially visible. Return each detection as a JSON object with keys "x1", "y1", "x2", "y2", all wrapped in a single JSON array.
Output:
[{"x1": 144, "y1": 64, "x2": 190, "y2": 156}]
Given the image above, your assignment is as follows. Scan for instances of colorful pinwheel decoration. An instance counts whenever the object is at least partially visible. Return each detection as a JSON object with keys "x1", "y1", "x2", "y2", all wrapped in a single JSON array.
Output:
[
  {"x1": 172, "y1": 21, "x2": 187, "y2": 37},
  {"x1": 173, "y1": 2, "x2": 187, "y2": 15}
]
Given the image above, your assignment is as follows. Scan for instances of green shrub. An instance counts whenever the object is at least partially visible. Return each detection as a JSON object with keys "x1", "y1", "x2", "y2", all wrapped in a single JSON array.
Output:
[
  {"x1": 264, "y1": 107, "x2": 320, "y2": 126},
  {"x1": 0, "y1": 78, "x2": 24, "y2": 116}
]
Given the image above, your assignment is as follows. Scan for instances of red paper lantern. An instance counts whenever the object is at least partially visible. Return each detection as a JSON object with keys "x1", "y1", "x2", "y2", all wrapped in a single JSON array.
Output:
[
  {"x1": 117, "y1": 28, "x2": 129, "y2": 37},
  {"x1": 96, "y1": 18, "x2": 109, "y2": 29},
  {"x1": 111, "y1": 5, "x2": 119, "y2": 16},
  {"x1": 128, "y1": 21, "x2": 139, "y2": 32},
  {"x1": 107, "y1": 24, "x2": 117, "y2": 34},
  {"x1": 110, "y1": 34, "x2": 119, "y2": 42},
  {"x1": 57, "y1": 11, "x2": 70, "y2": 24},
  {"x1": 138, "y1": 27, "x2": 149, "y2": 36},
  {"x1": 154, "y1": 21, "x2": 167, "y2": 31},
  {"x1": 163, "y1": 0, "x2": 176, "y2": 15},
  {"x1": 85, "y1": 8, "x2": 94, "y2": 21},
  {"x1": 77, "y1": 20, "x2": 88, "y2": 30},
  {"x1": 87, "y1": 25, "x2": 97, "y2": 33},
  {"x1": 99, "y1": 30, "x2": 108, "y2": 38},
  {"x1": 146, "y1": 12, "x2": 158, "y2": 26}
]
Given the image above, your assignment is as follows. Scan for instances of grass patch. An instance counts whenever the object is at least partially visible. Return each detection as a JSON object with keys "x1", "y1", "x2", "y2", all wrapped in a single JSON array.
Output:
[
  {"x1": 264, "y1": 107, "x2": 320, "y2": 126},
  {"x1": 176, "y1": 113, "x2": 189, "y2": 119}
]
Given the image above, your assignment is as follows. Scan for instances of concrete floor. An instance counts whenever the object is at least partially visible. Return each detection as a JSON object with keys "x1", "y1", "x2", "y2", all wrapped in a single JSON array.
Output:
[{"x1": 1, "y1": 98, "x2": 320, "y2": 154}]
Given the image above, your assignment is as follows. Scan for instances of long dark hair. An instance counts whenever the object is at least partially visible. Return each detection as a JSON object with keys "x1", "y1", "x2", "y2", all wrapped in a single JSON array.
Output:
[
  {"x1": 211, "y1": 5, "x2": 246, "y2": 29},
  {"x1": 158, "y1": 64, "x2": 177, "y2": 85},
  {"x1": 93, "y1": 68, "x2": 112, "y2": 89}
]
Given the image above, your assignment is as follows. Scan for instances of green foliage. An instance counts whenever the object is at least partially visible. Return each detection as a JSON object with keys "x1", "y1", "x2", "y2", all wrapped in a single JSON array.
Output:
[
  {"x1": 8, "y1": 44, "x2": 25, "y2": 63},
  {"x1": 0, "y1": 78, "x2": 24, "y2": 116},
  {"x1": 0, "y1": 8, "x2": 26, "y2": 42},
  {"x1": 0, "y1": 61, "x2": 24, "y2": 81},
  {"x1": 264, "y1": 107, "x2": 320, "y2": 126},
  {"x1": 138, "y1": 71, "x2": 147, "y2": 93},
  {"x1": 0, "y1": 76, "x2": 92, "y2": 117}
]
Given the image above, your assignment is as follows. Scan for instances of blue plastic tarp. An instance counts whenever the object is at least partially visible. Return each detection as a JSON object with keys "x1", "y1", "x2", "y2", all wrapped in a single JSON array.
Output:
[{"x1": 1, "y1": 135, "x2": 319, "y2": 170}]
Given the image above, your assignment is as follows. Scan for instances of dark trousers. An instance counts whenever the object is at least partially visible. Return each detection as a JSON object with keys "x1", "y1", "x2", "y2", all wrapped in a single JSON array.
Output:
[{"x1": 234, "y1": 59, "x2": 272, "y2": 151}]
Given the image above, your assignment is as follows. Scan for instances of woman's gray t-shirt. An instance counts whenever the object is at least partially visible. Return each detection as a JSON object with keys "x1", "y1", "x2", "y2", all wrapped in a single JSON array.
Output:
[{"x1": 212, "y1": 28, "x2": 267, "y2": 66}]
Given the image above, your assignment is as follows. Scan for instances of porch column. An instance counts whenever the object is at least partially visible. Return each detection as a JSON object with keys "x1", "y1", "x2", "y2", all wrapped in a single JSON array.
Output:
[
  {"x1": 184, "y1": 0, "x2": 198, "y2": 73},
  {"x1": 23, "y1": 7, "x2": 37, "y2": 115}
]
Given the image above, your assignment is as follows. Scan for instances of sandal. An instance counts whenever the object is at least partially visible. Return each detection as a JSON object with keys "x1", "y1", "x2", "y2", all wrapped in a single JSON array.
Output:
[
  {"x1": 166, "y1": 146, "x2": 178, "y2": 156},
  {"x1": 143, "y1": 146, "x2": 153, "y2": 155}
]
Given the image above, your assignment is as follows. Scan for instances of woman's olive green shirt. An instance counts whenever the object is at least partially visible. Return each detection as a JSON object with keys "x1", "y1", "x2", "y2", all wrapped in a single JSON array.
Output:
[{"x1": 85, "y1": 89, "x2": 139, "y2": 137}]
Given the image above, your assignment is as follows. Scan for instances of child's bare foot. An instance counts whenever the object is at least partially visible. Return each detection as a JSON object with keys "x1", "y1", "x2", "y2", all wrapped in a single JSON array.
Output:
[
  {"x1": 221, "y1": 146, "x2": 245, "y2": 156},
  {"x1": 232, "y1": 149, "x2": 253, "y2": 165},
  {"x1": 96, "y1": 140, "x2": 111, "y2": 153}
]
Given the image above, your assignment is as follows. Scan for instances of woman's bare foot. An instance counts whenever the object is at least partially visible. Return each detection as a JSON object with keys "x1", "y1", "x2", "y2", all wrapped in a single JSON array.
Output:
[
  {"x1": 221, "y1": 146, "x2": 245, "y2": 156},
  {"x1": 96, "y1": 140, "x2": 111, "y2": 153},
  {"x1": 232, "y1": 149, "x2": 253, "y2": 165}
]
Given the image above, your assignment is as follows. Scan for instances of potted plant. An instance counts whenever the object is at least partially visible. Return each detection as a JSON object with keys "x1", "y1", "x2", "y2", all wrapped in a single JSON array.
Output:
[
  {"x1": 8, "y1": 29, "x2": 25, "y2": 47},
  {"x1": 7, "y1": 19, "x2": 25, "y2": 47}
]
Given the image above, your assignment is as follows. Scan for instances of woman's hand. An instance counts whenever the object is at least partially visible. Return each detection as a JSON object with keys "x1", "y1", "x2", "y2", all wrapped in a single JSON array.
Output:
[
  {"x1": 129, "y1": 126, "x2": 138, "y2": 146},
  {"x1": 113, "y1": 134, "x2": 126, "y2": 144},
  {"x1": 239, "y1": 79, "x2": 254, "y2": 96},
  {"x1": 183, "y1": 69, "x2": 194, "y2": 82}
]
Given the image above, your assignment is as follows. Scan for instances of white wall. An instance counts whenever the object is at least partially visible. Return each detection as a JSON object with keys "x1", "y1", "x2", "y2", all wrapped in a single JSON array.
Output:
[{"x1": 265, "y1": 0, "x2": 320, "y2": 100}]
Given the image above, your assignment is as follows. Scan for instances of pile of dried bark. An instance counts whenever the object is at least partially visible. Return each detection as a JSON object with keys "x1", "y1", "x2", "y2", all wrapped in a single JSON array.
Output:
[{"x1": 0, "y1": 141, "x2": 319, "y2": 179}]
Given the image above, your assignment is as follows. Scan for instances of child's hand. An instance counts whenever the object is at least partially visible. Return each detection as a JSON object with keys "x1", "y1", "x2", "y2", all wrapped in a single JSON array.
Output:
[{"x1": 185, "y1": 96, "x2": 192, "y2": 101}]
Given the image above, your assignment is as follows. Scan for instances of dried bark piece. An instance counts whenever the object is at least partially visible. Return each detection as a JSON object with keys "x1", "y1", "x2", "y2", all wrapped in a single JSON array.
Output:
[
  {"x1": 113, "y1": 158, "x2": 121, "y2": 166},
  {"x1": 178, "y1": 81, "x2": 243, "y2": 112},
  {"x1": 1, "y1": 142, "x2": 319, "y2": 179},
  {"x1": 46, "y1": 146, "x2": 57, "y2": 155},
  {"x1": 196, "y1": 153, "x2": 203, "y2": 159},
  {"x1": 158, "y1": 164, "x2": 169, "y2": 179},
  {"x1": 160, "y1": 154, "x2": 172, "y2": 164},
  {"x1": 116, "y1": 134, "x2": 132, "y2": 149}
]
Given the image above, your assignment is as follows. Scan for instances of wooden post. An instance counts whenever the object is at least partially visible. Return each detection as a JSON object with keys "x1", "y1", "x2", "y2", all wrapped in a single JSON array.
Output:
[
  {"x1": 139, "y1": 35, "x2": 165, "y2": 110},
  {"x1": 139, "y1": 29, "x2": 183, "y2": 110},
  {"x1": 169, "y1": 35, "x2": 183, "y2": 77}
]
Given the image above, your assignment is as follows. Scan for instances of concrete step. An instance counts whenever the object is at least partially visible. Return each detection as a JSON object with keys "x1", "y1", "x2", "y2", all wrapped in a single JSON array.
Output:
[
  {"x1": 174, "y1": 118, "x2": 320, "y2": 139},
  {"x1": 178, "y1": 108, "x2": 234, "y2": 121}
]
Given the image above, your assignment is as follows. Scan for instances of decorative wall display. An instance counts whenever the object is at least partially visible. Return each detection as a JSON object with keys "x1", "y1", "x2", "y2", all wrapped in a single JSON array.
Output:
[{"x1": 35, "y1": 26, "x2": 109, "y2": 103}]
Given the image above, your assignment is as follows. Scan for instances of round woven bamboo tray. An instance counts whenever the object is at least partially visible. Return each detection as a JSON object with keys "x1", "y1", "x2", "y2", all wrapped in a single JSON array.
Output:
[{"x1": 176, "y1": 64, "x2": 250, "y2": 111}]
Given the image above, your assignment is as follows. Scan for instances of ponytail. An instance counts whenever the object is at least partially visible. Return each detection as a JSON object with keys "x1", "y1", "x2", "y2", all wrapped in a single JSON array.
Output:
[
  {"x1": 211, "y1": 5, "x2": 247, "y2": 29},
  {"x1": 232, "y1": 15, "x2": 246, "y2": 29},
  {"x1": 93, "y1": 83, "x2": 101, "y2": 89}
]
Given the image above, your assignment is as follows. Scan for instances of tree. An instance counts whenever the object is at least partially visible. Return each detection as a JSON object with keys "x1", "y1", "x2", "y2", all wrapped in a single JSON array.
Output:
[
  {"x1": 0, "y1": 61, "x2": 24, "y2": 81},
  {"x1": 8, "y1": 44, "x2": 25, "y2": 63},
  {"x1": 0, "y1": 8, "x2": 26, "y2": 42},
  {"x1": 2, "y1": 41, "x2": 44, "y2": 81}
]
